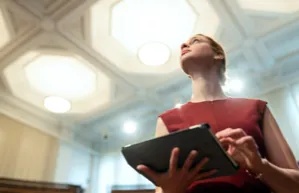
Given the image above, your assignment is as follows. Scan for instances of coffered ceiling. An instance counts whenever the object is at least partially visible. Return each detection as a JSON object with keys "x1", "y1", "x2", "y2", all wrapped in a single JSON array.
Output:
[{"x1": 0, "y1": 0, "x2": 299, "y2": 153}]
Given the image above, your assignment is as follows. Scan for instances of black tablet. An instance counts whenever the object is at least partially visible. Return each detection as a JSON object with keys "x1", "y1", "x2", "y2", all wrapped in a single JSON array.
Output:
[{"x1": 121, "y1": 123, "x2": 239, "y2": 185}]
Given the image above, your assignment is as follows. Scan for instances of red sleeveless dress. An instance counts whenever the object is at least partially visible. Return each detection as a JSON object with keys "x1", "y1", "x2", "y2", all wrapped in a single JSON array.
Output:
[{"x1": 159, "y1": 98, "x2": 271, "y2": 193}]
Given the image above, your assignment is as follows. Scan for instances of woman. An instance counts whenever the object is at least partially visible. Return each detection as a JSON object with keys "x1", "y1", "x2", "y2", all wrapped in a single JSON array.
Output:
[{"x1": 137, "y1": 34, "x2": 299, "y2": 193}]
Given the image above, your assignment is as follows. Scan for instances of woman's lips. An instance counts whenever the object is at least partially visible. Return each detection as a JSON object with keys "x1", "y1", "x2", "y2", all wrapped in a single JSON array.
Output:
[{"x1": 181, "y1": 50, "x2": 190, "y2": 56}]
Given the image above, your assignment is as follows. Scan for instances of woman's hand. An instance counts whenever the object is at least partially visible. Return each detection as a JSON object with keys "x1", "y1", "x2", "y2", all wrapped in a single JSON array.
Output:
[
  {"x1": 137, "y1": 148, "x2": 217, "y2": 193},
  {"x1": 216, "y1": 128, "x2": 266, "y2": 174}
]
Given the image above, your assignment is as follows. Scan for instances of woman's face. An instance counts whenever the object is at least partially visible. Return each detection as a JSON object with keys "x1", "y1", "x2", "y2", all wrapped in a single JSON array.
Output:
[{"x1": 180, "y1": 35, "x2": 215, "y2": 74}]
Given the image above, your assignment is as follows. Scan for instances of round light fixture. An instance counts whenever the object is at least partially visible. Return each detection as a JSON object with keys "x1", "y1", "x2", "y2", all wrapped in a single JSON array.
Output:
[
  {"x1": 138, "y1": 42, "x2": 170, "y2": 66},
  {"x1": 123, "y1": 120, "x2": 137, "y2": 134},
  {"x1": 44, "y1": 96, "x2": 71, "y2": 113}
]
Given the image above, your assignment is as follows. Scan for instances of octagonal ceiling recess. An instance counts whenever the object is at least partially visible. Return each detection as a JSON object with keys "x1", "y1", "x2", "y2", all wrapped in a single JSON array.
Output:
[
  {"x1": 111, "y1": 0, "x2": 196, "y2": 66},
  {"x1": 4, "y1": 50, "x2": 112, "y2": 114},
  {"x1": 90, "y1": 0, "x2": 218, "y2": 74}
]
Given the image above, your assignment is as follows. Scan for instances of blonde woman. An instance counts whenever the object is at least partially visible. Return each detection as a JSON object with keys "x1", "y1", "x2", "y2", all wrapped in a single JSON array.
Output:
[{"x1": 137, "y1": 34, "x2": 299, "y2": 193}]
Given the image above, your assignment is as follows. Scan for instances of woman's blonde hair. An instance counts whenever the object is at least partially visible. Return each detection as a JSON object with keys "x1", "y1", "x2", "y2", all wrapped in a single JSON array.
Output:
[{"x1": 187, "y1": 34, "x2": 227, "y2": 84}]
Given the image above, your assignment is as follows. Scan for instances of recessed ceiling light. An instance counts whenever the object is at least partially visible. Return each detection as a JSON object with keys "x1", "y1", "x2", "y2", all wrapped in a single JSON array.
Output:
[
  {"x1": 123, "y1": 120, "x2": 137, "y2": 134},
  {"x1": 138, "y1": 42, "x2": 170, "y2": 66},
  {"x1": 44, "y1": 96, "x2": 71, "y2": 113},
  {"x1": 223, "y1": 79, "x2": 244, "y2": 93},
  {"x1": 229, "y1": 79, "x2": 244, "y2": 92}
]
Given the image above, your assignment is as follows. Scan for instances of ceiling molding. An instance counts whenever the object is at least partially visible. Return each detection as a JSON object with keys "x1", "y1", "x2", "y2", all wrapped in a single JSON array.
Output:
[
  {"x1": 55, "y1": 28, "x2": 138, "y2": 89},
  {"x1": 0, "y1": 30, "x2": 44, "y2": 70}
]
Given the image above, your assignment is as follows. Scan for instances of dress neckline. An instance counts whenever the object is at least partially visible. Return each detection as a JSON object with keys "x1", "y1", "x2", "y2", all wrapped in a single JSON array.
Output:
[{"x1": 187, "y1": 97, "x2": 232, "y2": 105}]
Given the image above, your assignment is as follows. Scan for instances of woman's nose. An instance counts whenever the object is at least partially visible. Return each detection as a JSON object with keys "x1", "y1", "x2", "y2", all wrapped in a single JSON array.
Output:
[{"x1": 181, "y1": 43, "x2": 189, "y2": 50}]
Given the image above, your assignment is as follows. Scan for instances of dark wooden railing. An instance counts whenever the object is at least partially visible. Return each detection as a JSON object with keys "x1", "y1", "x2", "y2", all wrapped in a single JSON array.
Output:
[
  {"x1": 110, "y1": 185, "x2": 154, "y2": 193},
  {"x1": 0, "y1": 177, "x2": 84, "y2": 193},
  {"x1": 112, "y1": 190, "x2": 154, "y2": 193}
]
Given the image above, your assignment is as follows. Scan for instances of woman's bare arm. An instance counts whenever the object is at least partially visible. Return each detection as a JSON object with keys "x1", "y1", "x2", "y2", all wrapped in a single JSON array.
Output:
[
  {"x1": 259, "y1": 106, "x2": 299, "y2": 193},
  {"x1": 155, "y1": 117, "x2": 169, "y2": 137}
]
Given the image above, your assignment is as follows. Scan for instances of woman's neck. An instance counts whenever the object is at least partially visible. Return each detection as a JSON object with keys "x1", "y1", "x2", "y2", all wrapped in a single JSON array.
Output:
[{"x1": 190, "y1": 74, "x2": 227, "y2": 103}]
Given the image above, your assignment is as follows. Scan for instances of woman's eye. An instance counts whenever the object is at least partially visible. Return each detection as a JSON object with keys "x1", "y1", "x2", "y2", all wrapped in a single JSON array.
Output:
[{"x1": 191, "y1": 39, "x2": 200, "y2": 44}]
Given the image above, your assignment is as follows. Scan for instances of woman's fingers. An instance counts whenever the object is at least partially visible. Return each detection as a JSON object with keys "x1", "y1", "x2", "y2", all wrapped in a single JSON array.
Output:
[
  {"x1": 219, "y1": 137, "x2": 237, "y2": 155},
  {"x1": 136, "y1": 164, "x2": 158, "y2": 181},
  {"x1": 195, "y1": 169, "x2": 218, "y2": 180},
  {"x1": 193, "y1": 157, "x2": 209, "y2": 174},
  {"x1": 182, "y1": 150, "x2": 198, "y2": 172},
  {"x1": 216, "y1": 128, "x2": 247, "y2": 140},
  {"x1": 222, "y1": 136, "x2": 261, "y2": 169},
  {"x1": 169, "y1": 147, "x2": 180, "y2": 176},
  {"x1": 219, "y1": 137, "x2": 235, "y2": 147},
  {"x1": 235, "y1": 136, "x2": 259, "y2": 161},
  {"x1": 235, "y1": 136, "x2": 258, "y2": 151}
]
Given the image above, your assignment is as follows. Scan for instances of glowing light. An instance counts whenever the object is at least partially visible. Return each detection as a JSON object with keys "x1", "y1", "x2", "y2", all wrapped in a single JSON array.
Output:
[
  {"x1": 138, "y1": 42, "x2": 170, "y2": 66},
  {"x1": 223, "y1": 79, "x2": 244, "y2": 93},
  {"x1": 44, "y1": 96, "x2": 71, "y2": 113},
  {"x1": 123, "y1": 121, "x2": 137, "y2": 134}
]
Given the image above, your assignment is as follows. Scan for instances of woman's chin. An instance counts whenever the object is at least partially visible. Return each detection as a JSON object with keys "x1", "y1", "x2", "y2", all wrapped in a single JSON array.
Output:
[
  {"x1": 180, "y1": 54, "x2": 192, "y2": 64},
  {"x1": 180, "y1": 55, "x2": 197, "y2": 68}
]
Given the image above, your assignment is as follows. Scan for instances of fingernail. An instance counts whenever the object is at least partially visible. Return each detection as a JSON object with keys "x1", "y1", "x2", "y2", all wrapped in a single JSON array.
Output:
[
  {"x1": 136, "y1": 165, "x2": 142, "y2": 170},
  {"x1": 191, "y1": 150, "x2": 198, "y2": 156}
]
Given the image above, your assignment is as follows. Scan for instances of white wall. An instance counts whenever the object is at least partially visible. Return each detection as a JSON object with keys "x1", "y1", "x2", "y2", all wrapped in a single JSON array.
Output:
[
  {"x1": 98, "y1": 151, "x2": 154, "y2": 193},
  {"x1": 54, "y1": 141, "x2": 100, "y2": 193},
  {"x1": 259, "y1": 84, "x2": 299, "y2": 159}
]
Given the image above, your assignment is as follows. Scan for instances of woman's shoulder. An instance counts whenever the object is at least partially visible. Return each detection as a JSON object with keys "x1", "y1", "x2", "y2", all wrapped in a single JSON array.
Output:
[
  {"x1": 158, "y1": 101, "x2": 192, "y2": 118},
  {"x1": 158, "y1": 97, "x2": 268, "y2": 119},
  {"x1": 159, "y1": 98, "x2": 267, "y2": 114},
  {"x1": 228, "y1": 97, "x2": 266, "y2": 103},
  {"x1": 158, "y1": 102, "x2": 193, "y2": 129},
  {"x1": 228, "y1": 97, "x2": 268, "y2": 113},
  {"x1": 158, "y1": 106, "x2": 181, "y2": 120}
]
